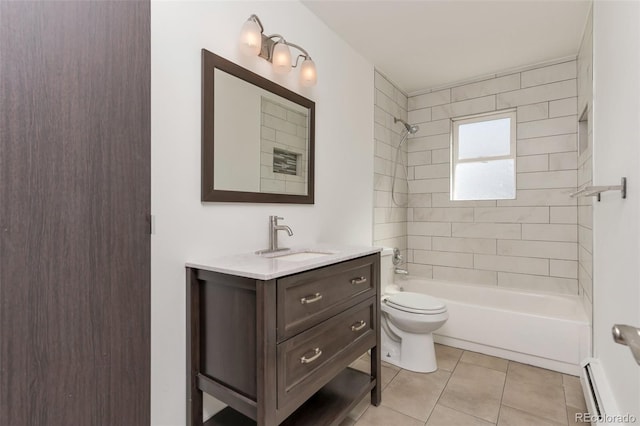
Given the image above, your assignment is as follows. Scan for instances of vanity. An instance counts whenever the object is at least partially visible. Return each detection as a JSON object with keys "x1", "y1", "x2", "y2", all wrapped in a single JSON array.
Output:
[
  {"x1": 186, "y1": 247, "x2": 382, "y2": 425},
  {"x1": 195, "y1": 49, "x2": 378, "y2": 425}
]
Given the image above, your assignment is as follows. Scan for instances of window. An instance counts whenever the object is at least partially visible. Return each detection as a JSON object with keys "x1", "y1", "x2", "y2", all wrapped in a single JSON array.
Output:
[{"x1": 451, "y1": 110, "x2": 516, "y2": 200}]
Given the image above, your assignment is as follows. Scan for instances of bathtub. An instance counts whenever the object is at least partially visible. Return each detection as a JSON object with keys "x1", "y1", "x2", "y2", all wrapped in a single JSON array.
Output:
[{"x1": 396, "y1": 278, "x2": 591, "y2": 375}]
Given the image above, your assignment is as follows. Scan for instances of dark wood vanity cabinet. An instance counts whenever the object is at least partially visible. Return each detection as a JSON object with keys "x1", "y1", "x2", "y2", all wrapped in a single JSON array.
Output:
[{"x1": 187, "y1": 253, "x2": 381, "y2": 426}]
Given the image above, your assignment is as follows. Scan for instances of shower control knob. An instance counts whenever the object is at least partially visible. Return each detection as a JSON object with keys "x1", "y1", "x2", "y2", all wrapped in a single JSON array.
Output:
[{"x1": 392, "y1": 247, "x2": 403, "y2": 265}]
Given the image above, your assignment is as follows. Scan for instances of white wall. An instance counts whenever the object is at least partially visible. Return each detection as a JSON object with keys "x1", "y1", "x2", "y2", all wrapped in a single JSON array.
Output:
[
  {"x1": 592, "y1": 0, "x2": 640, "y2": 418},
  {"x1": 151, "y1": 2, "x2": 374, "y2": 424}
]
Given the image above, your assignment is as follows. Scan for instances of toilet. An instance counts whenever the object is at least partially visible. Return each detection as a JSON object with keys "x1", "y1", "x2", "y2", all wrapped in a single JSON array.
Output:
[{"x1": 380, "y1": 248, "x2": 448, "y2": 373}]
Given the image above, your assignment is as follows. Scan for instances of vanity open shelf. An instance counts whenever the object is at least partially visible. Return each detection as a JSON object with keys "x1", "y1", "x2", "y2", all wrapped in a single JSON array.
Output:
[
  {"x1": 204, "y1": 368, "x2": 374, "y2": 426},
  {"x1": 186, "y1": 249, "x2": 381, "y2": 426}
]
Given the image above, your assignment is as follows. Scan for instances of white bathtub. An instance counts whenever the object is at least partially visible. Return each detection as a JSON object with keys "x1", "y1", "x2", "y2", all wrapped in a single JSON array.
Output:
[{"x1": 396, "y1": 278, "x2": 591, "y2": 375}]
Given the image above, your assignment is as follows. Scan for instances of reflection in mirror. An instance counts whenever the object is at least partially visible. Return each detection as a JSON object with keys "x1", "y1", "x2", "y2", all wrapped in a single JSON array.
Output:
[
  {"x1": 213, "y1": 69, "x2": 309, "y2": 195},
  {"x1": 202, "y1": 49, "x2": 315, "y2": 203}
]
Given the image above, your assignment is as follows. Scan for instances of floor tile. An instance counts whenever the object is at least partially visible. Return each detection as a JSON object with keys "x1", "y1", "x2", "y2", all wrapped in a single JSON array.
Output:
[
  {"x1": 339, "y1": 417, "x2": 356, "y2": 426},
  {"x1": 381, "y1": 368, "x2": 450, "y2": 421},
  {"x1": 566, "y1": 405, "x2": 591, "y2": 425},
  {"x1": 358, "y1": 352, "x2": 401, "y2": 372},
  {"x1": 380, "y1": 364, "x2": 400, "y2": 389},
  {"x1": 562, "y1": 374, "x2": 581, "y2": 388},
  {"x1": 562, "y1": 375, "x2": 587, "y2": 411},
  {"x1": 382, "y1": 360, "x2": 401, "y2": 371},
  {"x1": 460, "y1": 351, "x2": 509, "y2": 372},
  {"x1": 346, "y1": 395, "x2": 372, "y2": 422},
  {"x1": 498, "y1": 405, "x2": 565, "y2": 426},
  {"x1": 350, "y1": 357, "x2": 370, "y2": 373},
  {"x1": 426, "y1": 404, "x2": 494, "y2": 426},
  {"x1": 435, "y1": 343, "x2": 463, "y2": 371},
  {"x1": 502, "y1": 375, "x2": 567, "y2": 424},
  {"x1": 438, "y1": 362, "x2": 506, "y2": 423},
  {"x1": 350, "y1": 344, "x2": 585, "y2": 426},
  {"x1": 350, "y1": 355, "x2": 400, "y2": 390},
  {"x1": 507, "y1": 362, "x2": 563, "y2": 387},
  {"x1": 355, "y1": 405, "x2": 424, "y2": 426}
]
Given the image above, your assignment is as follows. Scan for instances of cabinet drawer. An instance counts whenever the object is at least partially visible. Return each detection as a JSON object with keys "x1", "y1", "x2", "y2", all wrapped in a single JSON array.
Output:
[
  {"x1": 277, "y1": 254, "x2": 376, "y2": 341},
  {"x1": 276, "y1": 298, "x2": 376, "y2": 413}
]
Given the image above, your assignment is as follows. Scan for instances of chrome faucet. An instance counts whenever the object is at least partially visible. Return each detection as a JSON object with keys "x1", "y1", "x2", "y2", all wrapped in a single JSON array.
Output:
[
  {"x1": 257, "y1": 215, "x2": 293, "y2": 254},
  {"x1": 392, "y1": 247, "x2": 408, "y2": 275}
]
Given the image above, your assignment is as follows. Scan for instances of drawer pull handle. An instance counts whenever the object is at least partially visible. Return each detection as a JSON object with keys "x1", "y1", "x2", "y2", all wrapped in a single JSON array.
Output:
[
  {"x1": 300, "y1": 348, "x2": 322, "y2": 364},
  {"x1": 350, "y1": 276, "x2": 367, "y2": 285},
  {"x1": 351, "y1": 320, "x2": 367, "y2": 332},
  {"x1": 300, "y1": 293, "x2": 323, "y2": 305}
]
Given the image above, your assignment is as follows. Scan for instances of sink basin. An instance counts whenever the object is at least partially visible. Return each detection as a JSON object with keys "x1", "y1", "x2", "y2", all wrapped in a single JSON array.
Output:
[
  {"x1": 272, "y1": 251, "x2": 333, "y2": 261},
  {"x1": 261, "y1": 249, "x2": 337, "y2": 262}
]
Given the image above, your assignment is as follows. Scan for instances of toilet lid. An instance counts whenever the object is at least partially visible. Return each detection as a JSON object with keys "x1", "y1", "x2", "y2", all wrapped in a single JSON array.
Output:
[{"x1": 385, "y1": 292, "x2": 447, "y2": 314}]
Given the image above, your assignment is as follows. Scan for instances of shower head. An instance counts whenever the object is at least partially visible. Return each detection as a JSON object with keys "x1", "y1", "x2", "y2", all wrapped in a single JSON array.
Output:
[{"x1": 394, "y1": 117, "x2": 419, "y2": 134}]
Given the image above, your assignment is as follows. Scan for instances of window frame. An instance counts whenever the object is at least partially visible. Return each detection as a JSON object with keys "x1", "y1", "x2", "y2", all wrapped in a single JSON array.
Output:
[{"x1": 451, "y1": 109, "x2": 517, "y2": 201}]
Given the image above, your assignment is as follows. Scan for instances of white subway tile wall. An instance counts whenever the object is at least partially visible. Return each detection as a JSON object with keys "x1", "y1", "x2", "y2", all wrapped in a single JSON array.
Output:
[
  {"x1": 406, "y1": 60, "x2": 580, "y2": 294},
  {"x1": 260, "y1": 98, "x2": 308, "y2": 195},
  {"x1": 373, "y1": 71, "x2": 409, "y2": 254}
]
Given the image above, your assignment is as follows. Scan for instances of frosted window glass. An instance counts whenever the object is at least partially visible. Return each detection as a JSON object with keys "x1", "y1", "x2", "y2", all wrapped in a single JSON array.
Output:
[
  {"x1": 454, "y1": 159, "x2": 515, "y2": 200},
  {"x1": 458, "y1": 118, "x2": 511, "y2": 159}
]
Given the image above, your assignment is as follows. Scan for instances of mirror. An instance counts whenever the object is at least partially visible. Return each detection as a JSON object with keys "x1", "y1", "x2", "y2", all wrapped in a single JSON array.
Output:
[{"x1": 202, "y1": 49, "x2": 315, "y2": 203}]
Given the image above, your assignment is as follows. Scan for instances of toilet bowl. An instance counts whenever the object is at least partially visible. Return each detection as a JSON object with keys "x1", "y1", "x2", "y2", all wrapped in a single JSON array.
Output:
[{"x1": 380, "y1": 249, "x2": 448, "y2": 373}]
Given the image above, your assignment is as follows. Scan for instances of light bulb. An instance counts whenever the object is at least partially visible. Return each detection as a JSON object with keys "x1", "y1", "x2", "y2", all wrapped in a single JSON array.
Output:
[
  {"x1": 239, "y1": 19, "x2": 262, "y2": 56},
  {"x1": 299, "y1": 57, "x2": 317, "y2": 87},
  {"x1": 272, "y1": 42, "x2": 292, "y2": 74}
]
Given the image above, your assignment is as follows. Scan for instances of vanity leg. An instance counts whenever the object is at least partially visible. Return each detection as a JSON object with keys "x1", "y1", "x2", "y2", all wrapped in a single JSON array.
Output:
[
  {"x1": 186, "y1": 268, "x2": 204, "y2": 425},
  {"x1": 256, "y1": 279, "x2": 278, "y2": 426},
  {"x1": 371, "y1": 255, "x2": 382, "y2": 406},
  {"x1": 370, "y1": 345, "x2": 382, "y2": 406}
]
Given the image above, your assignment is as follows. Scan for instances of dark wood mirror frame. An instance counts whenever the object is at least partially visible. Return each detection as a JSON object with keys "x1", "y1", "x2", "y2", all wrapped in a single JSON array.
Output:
[{"x1": 201, "y1": 49, "x2": 315, "y2": 203}]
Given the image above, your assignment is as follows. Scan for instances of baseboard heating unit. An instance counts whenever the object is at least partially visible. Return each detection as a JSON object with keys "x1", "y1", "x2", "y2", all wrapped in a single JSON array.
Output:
[{"x1": 580, "y1": 358, "x2": 620, "y2": 425}]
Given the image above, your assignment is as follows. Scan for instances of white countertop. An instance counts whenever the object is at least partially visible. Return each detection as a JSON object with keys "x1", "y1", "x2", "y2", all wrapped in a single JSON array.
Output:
[{"x1": 185, "y1": 245, "x2": 382, "y2": 280}]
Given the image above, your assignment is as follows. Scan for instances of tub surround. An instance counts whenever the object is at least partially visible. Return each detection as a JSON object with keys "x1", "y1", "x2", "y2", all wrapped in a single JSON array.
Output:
[
  {"x1": 373, "y1": 71, "x2": 409, "y2": 255},
  {"x1": 404, "y1": 59, "x2": 580, "y2": 295},
  {"x1": 186, "y1": 245, "x2": 381, "y2": 280}
]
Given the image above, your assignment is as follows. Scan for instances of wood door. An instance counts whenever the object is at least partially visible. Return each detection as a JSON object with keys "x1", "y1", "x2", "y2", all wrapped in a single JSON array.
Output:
[{"x1": 0, "y1": 2, "x2": 150, "y2": 425}]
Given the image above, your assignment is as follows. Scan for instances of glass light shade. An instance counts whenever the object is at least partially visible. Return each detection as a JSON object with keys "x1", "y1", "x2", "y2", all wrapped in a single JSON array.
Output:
[
  {"x1": 299, "y1": 58, "x2": 317, "y2": 86},
  {"x1": 239, "y1": 19, "x2": 262, "y2": 56},
  {"x1": 272, "y1": 42, "x2": 292, "y2": 74}
]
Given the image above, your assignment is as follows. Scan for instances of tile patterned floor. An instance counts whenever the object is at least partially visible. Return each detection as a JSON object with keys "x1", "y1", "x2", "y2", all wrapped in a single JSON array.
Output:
[{"x1": 342, "y1": 344, "x2": 588, "y2": 426}]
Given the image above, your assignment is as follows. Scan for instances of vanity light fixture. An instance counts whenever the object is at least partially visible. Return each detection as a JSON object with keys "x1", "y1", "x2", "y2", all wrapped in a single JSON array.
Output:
[{"x1": 239, "y1": 14, "x2": 317, "y2": 86}]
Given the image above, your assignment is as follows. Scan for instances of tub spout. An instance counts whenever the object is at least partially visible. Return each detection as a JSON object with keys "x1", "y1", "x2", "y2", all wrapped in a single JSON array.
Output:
[{"x1": 395, "y1": 268, "x2": 409, "y2": 275}]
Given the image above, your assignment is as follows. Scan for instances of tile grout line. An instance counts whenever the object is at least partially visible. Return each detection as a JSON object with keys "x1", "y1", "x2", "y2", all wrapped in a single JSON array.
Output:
[
  {"x1": 561, "y1": 375, "x2": 572, "y2": 426},
  {"x1": 501, "y1": 362, "x2": 573, "y2": 426},
  {"x1": 356, "y1": 345, "x2": 584, "y2": 426},
  {"x1": 428, "y1": 348, "x2": 509, "y2": 425},
  {"x1": 495, "y1": 360, "x2": 512, "y2": 425},
  {"x1": 423, "y1": 349, "x2": 460, "y2": 425}
]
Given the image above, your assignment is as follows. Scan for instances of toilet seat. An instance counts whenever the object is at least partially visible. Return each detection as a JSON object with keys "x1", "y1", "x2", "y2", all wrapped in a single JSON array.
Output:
[{"x1": 384, "y1": 292, "x2": 447, "y2": 315}]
